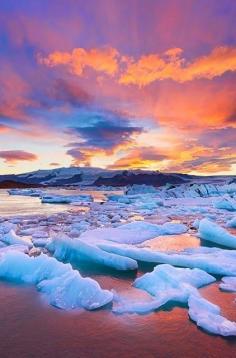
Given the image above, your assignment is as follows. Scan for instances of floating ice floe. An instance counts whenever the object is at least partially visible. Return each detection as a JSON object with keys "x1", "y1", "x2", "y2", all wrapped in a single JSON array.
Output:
[
  {"x1": 8, "y1": 188, "x2": 43, "y2": 197},
  {"x1": 0, "y1": 229, "x2": 32, "y2": 248},
  {"x1": 0, "y1": 250, "x2": 113, "y2": 310},
  {"x1": 47, "y1": 237, "x2": 138, "y2": 271},
  {"x1": 99, "y1": 244, "x2": 236, "y2": 276},
  {"x1": 0, "y1": 245, "x2": 29, "y2": 254},
  {"x1": 127, "y1": 182, "x2": 236, "y2": 199},
  {"x1": 107, "y1": 194, "x2": 131, "y2": 204},
  {"x1": 126, "y1": 184, "x2": 158, "y2": 195},
  {"x1": 198, "y1": 218, "x2": 236, "y2": 248},
  {"x1": 0, "y1": 221, "x2": 16, "y2": 234},
  {"x1": 41, "y1": 194, "x2": 93, "y2": 204},
  {"x1": 188, "y1": 294, "x2": 236, "y2": 336},
  {"x1": 219, "y1": 276, "x2": 236, "y2": 292},
  {"x1": 227, "y1": 216, "x2": 236, "y2": 228},
  {"x1": 214, "y1": 198, "x2": 236, "y2": 211},
  {"x1": 113, "y1": 264, "x2": 215, "y2": 314},
  {"x1": 80, "y1": 221, "x2": 188, "y2": 245}
]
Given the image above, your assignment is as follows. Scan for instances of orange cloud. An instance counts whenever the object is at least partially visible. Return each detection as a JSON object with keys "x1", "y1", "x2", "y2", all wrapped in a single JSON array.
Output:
[
  {"x1": 39, "y1": 47, "x2": 119, "y2": 76},
  {"x1": 119, "y1": 46, "x2": 236, "y2": 86},
  {"x1": 41, "y1": 45, "x2": 236, "y2": 87}
]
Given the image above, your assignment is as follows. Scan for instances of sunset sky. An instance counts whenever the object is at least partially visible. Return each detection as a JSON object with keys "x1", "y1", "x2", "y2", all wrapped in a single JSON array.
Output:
[{"x1": 0, "y1": 0, "x2": 235, "y2": 175}]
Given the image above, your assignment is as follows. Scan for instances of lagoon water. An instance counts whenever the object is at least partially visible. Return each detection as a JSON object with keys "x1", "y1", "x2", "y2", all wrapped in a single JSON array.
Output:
[
  {"x1": 0, "y1": 189, "x2": 121, "y2": 217},
  {"x1": 0, "y1": 273, "x2": 235, "y2": 358},
  {"x1": 0, "y1": 189, "x2": 236, "y2": 357}
]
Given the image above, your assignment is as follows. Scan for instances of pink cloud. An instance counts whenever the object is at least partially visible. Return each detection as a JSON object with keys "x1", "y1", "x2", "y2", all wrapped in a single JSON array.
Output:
[{"x1": 0, "y1": 150, "x2": 38, "y2": 163}]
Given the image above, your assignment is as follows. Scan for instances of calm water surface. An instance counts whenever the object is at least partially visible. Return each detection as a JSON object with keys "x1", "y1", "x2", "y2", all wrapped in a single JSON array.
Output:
[
  {"x1": 0, "y1": 189, "x2": 236, "y2": 357},
  {"x1": 0, "y1": 276, "x2": 235, "y2": 358},
  {"x1": 0, "y1": 189, "x2": 122, "y2": 216}
]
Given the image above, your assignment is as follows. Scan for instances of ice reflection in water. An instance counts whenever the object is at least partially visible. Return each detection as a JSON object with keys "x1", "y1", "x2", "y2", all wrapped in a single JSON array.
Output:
[{"x1": 139, "y1": 233, "x2": 200, "y2": 252}]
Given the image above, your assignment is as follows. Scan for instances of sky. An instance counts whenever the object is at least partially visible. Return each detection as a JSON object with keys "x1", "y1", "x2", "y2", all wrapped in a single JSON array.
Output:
[{"x1": 0, "y1": 0, "x2": 235, "y2": 175}]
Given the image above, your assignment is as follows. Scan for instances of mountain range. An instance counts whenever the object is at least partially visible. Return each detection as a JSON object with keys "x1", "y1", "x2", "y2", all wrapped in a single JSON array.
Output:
[{"x1": 0, "y1": 167, "x2": 235, "y2": 188}]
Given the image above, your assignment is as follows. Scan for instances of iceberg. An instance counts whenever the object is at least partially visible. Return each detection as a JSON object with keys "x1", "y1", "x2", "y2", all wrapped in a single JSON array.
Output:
[
  {"x1": 8, "y1": 188, "x2": 43, "y2": 197},
  {"x1": 214, "y1": 198, "x2": 236, "y2": 211},
  {"x1": 0, "y1": 251, "x2": 113, "y2": 310},
  {"x1": 79, "y1": 221, "x2": 188, "y2": 246},
  {"x1": 113, "y1": 264, "x2": 215, "y2": 314},
  {"x1": 188, "y1": 294, "x2": 236, "y2": 336},
  {"x1": 0, "y1": 230, "x2": 32, "y2": 248},
  {"x1": 47, "y1": 237, "x2": 138, "y2": 271},
  {"x1": 134, "y1": 264, "x2": 215, "y2": 296},
  {"x1": 99, "y1": 244, "x2": 236, "y2": 276},
  {"x1": 219, "y1": 277, "x2": 236, "y2": 292},
  {"x1": 198, "y1": 218, "x2": 236, "y2": 248},
  {"x1": 126, "y1": 184, "x2": 158, "y2": 195},
  {"x1": 227, "y1": 216, "x2": 236, "y2": 228},
  {"x1": 41, "y1": 194, "x2": 93, "y2": 204},
  {"x1": 107, "y1": 194, "x2": 131, "y2": 204},
  {"x1": 0, "y1": 221, "x2": 16, "y2": 235}
]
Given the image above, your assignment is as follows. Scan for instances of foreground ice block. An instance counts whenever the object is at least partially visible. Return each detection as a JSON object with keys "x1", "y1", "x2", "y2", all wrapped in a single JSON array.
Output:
[
  {"x1": 113, "y1": 264, "x2": 215, "y2": 314},
  {"x1": 47, "y1": 237, "x2": 138, "y2": 271},
  {"x1": 219, "y1": 277, "x2": 236, "y2": 292},
  {"x1": 0, "y1": 251, "x2": 113, "y2": 310},
  {"x1": 198, "y1": 218, "x2": 236, "y2": 248},
  {"x1": 188, "y1": 294, "x2": 236, "y2": 336},
  {"x1": 99, "y1": 244, "x2": 236, "y2": 276},
  {"x1": 134, "y1": 264, "x2": 215, "y2": 296}
]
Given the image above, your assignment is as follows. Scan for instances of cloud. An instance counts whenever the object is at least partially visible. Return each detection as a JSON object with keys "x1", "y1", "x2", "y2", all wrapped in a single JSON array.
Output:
[
  {"x1": 109, "y1": 147, "x2": 168, "y2": 169},
  {"x1": 45, "y1": 78, "x2": 93, "y2": 108},
  {"x1": 0, "y1": 150, "x2": 38, "y2": 163},
  {"x1": 39, "y1": 47, "x2": 119, "y2": 76},
  {"x1": 168, "y1": 154, "x2": 236, "y2": 174},
  {"x1": 119, "y1": 46, "x2": 236, "y2": 86},
  {"x1": 0, "y1": 124, "x2": 10, "y2": 133},
  {"x1": 65, "y1": 108, "x2": 143, "y2": 165},
  {"x1": 198, "y1": 127, "x2": 236, "y2": 149},
  {"x1": 66, "y1": 109, "x2": 143, "y2": 149},
  {"x1": 41, "y1": 45, "x2": 236, "y2": 87},
  {"x1": 0, "y1": 62, "x2": 34, "y2": 122},
  {"x1": 50, "y1": 162, "x2": 60, "y2": 166}
]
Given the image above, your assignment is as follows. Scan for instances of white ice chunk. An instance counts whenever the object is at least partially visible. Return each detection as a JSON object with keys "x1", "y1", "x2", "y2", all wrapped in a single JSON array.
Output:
[
  {"x1": 41, "y1": 194, "x2": 93, "y2": 204},
  {"x1": 80, "y1": 221, "x2": 188, "y2": 246},
  {"x1": 198, "y1": 218, "x2": 236, "y2": 248},
  {"x1": 47, "y1": 237, "x2": 138, "y2": 271},
  {"x1": 0, "y1": 221, "x2": 16, "y2": 235},
  {"x1": 134, "y1": 264, "x2": 215, "y2": 296},
  {"x1": 192, "y1": 219, "x2": 200, "y2": 229},
  {"x1": 215, "y1": 198, "x2": 236, "y2": 211},
  {"x1": 1, "y1": 230, "x2": 32, "y2": 248},
  {"x1": 0, "y1": 245, "x2": 29, "y2": 255},
  {"x1": 99, "y1": 244, "x2": 236, "y2": 276},
  {"x1": 127, "y1": 184, "x2": 158, "y2": 195},
  {"x1": 8, "y1": 188, "x2": 43, "y2": 197},
  {"x1": 0, "y1": 251, "x2": 113, "y2": 310},
  {"x1": 113, "y1": 264, "x2": 214, "y2": 314},
  {"x1": 219, "y1": 276, "x2": 236, "y2": 292},
  {"x1": 227, "y1": 216, "x2": 236, "y2": 228},
  {"x1": 32, "y1": 231, "x2": 49, "y2": 239},
  {"x1": 188, "y1": 294, "x2": 236, "y2": 336}
]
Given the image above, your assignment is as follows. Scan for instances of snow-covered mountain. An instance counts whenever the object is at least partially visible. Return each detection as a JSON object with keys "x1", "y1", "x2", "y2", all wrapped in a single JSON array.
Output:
[{"x1": 0, "y1": 167, "x2": 235, "y2": 187}]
